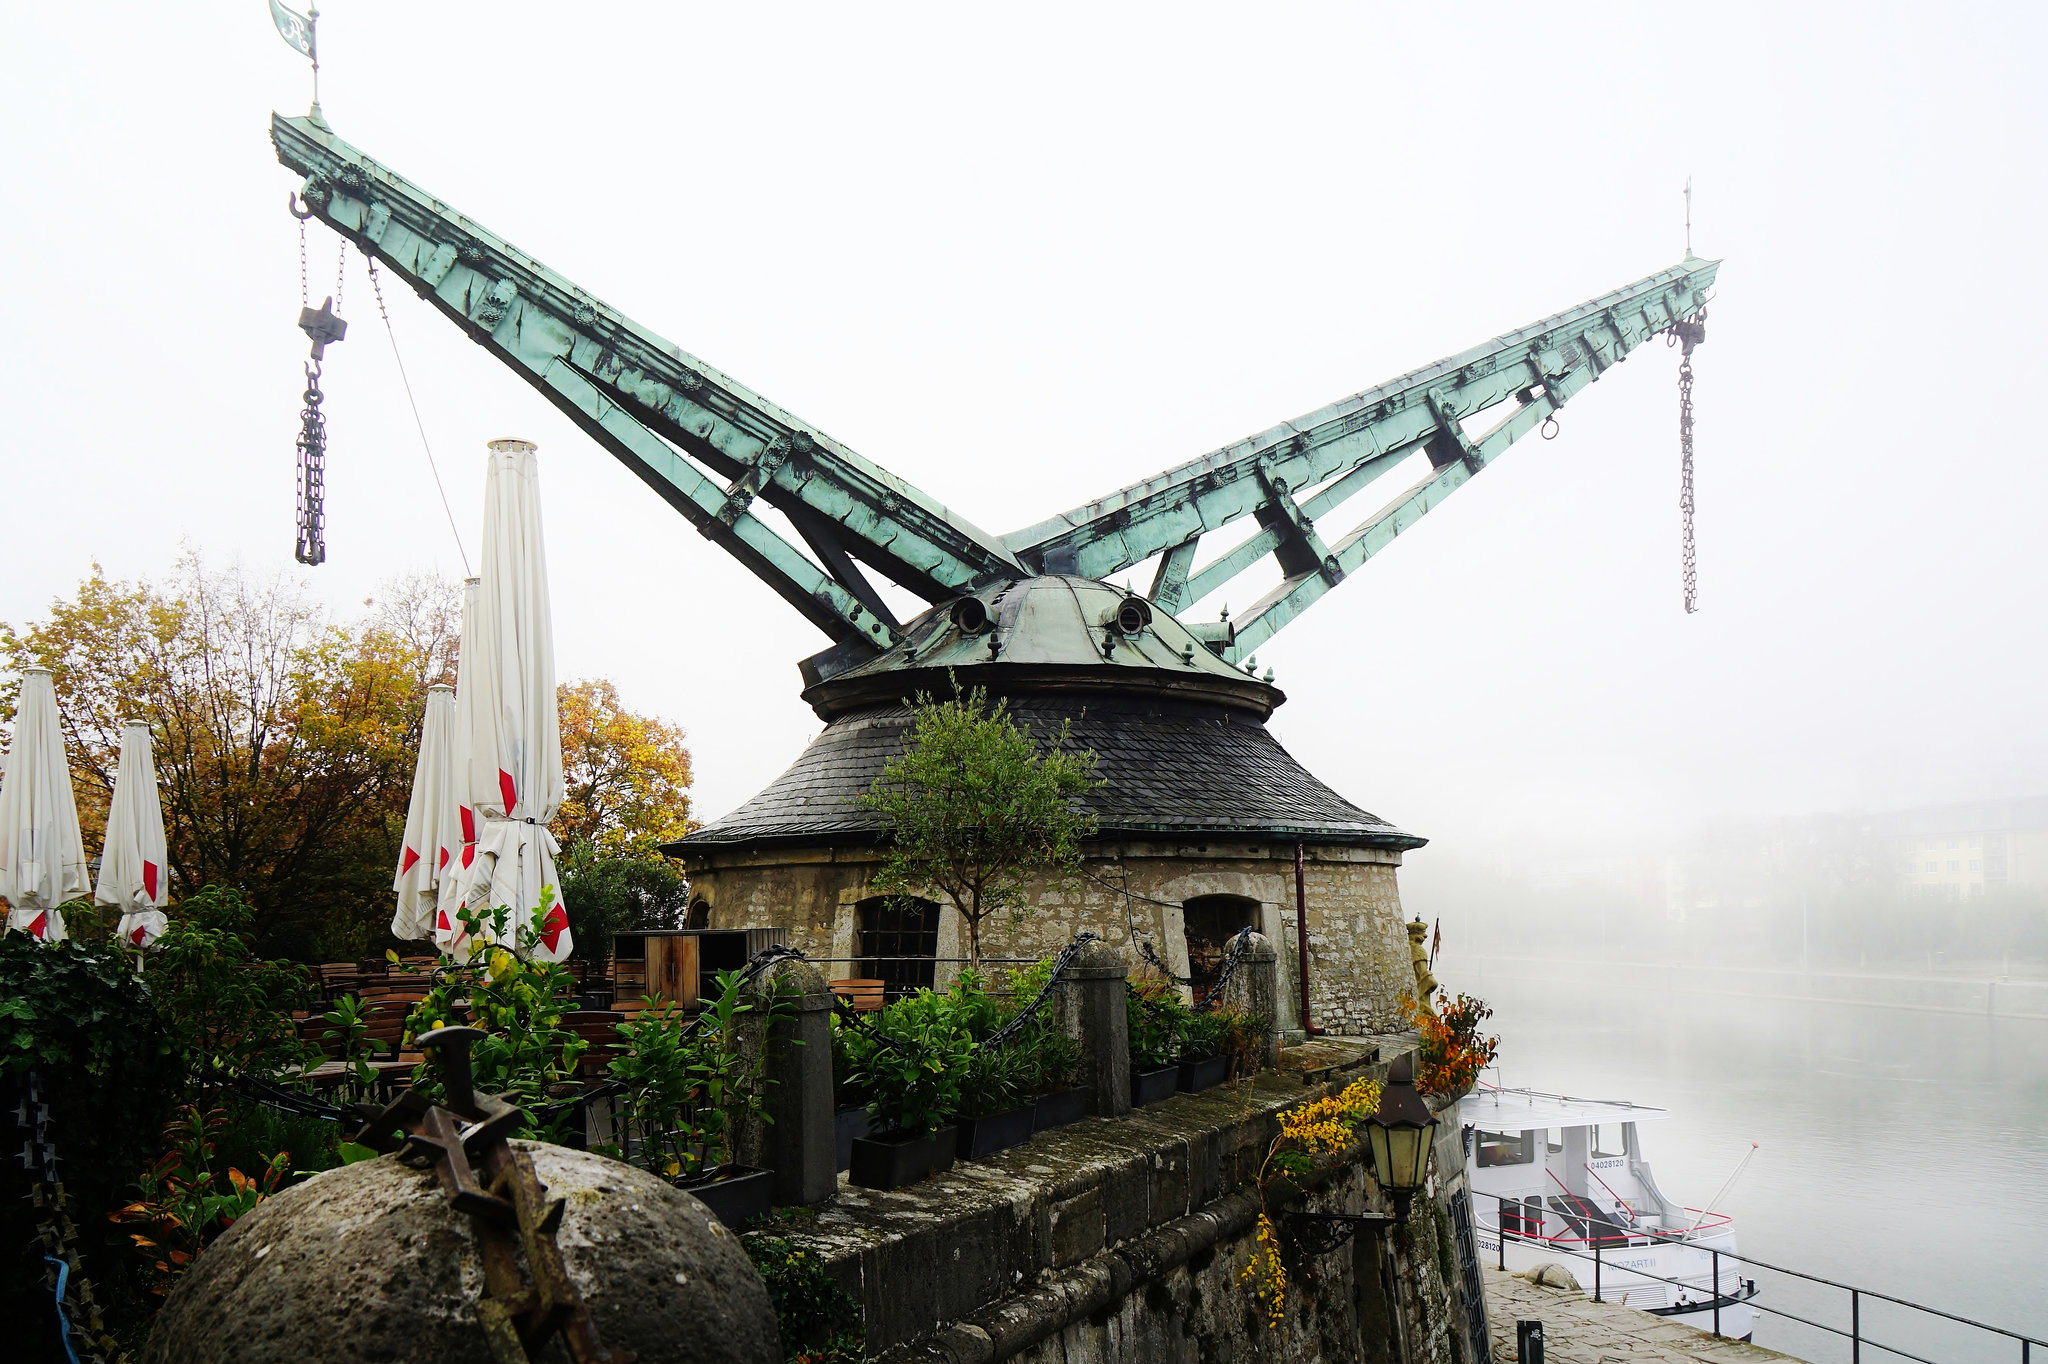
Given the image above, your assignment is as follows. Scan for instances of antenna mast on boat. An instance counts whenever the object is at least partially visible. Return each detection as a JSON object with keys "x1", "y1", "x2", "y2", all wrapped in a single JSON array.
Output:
[{"x1": 1687, "y1": 1142, "x2": 1759, "y2": 1239}]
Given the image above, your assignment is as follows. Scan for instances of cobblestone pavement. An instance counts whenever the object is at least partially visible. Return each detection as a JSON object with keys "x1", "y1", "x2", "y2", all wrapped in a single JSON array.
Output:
[{"x1": 1484, "y1": 1267, "x2": 1801, "y2": 1364}]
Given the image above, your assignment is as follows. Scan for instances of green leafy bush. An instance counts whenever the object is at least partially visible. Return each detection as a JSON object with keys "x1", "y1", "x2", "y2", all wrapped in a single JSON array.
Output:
[
  {"x1": 605, "y1": 969, "x2": 791, "y2": 1180},
  {"x1": 0, "y1": 933, "x2": 183, "y2": 1341},
  {"x1": 1125, "y1": 978, "x2": 1187, "y2": 1071},
  {"x1": 150, "y1": 885, "x2": 318, "y2": 1085},
  {"x1": 401, "y1": 901, "x2": 587, "y2": 1130},
  {"x1": 840, "y1": 990, "x2": 972, "y2": 1136},
  {"x1": 742, "y1": 1229, "x2": 864, "y2": 1363}
]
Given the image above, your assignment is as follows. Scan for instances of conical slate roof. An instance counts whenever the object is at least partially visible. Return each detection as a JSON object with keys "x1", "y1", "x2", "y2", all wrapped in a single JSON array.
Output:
[
  {"x1": 672, "y1": 577, "x2": 1422, "y2": 855},
  {"x1": 670, "y1": 693, "x2": 1422, "y2": 852}
]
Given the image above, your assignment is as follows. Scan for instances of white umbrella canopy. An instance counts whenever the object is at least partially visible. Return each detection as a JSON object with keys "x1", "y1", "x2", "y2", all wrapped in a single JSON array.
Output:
[
  {"x1": 454, "y1": 441, "x2": 571, "y2": 962},
  {"x1": 391, "y1": 685, "x2": 457, "y2": 944},
  {"x1": 96, "y1": 719, "x2": 170, "y2": 949},
  {"x1": 0, "y1": 668, "x2": 88, "y2": 941},
  {"x1": 434, "y1": 578, "x2": 481, "y2": 955}
]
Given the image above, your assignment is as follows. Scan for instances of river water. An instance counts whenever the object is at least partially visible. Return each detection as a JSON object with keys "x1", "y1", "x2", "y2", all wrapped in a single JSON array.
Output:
[{"x1": 1454, "y1": 956, "x2": 2048, "y2": 1364}]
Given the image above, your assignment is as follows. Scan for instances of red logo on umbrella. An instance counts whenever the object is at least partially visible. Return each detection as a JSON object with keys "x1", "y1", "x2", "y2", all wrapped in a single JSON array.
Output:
[
  {"x1": 27, "y1": 912, "x2": 48, "y2": 940},
  {"x1": 142, "y1": 860, "x2": 159, "y2": 901},
  {"x1": 498, "y1": 769, "x2": 518, "y2": 814},
  {"x1": 539, "y1": 902, "x2": 568, "y2": 954},
  {"x1": 438, "y1": 846, "x2": 451, "y2": 870},
  {"x1": 399, "y1": 846, "x2": 420, "y2": 875},
  {"x1": 130, "y1": 925, "x2": 148, "y2": 947}
]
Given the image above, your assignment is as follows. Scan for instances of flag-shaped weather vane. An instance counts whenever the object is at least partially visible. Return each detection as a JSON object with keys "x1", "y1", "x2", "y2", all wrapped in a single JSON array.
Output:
[{"x1": 269, "y1": 1, "x2": 323, "y2": 124}]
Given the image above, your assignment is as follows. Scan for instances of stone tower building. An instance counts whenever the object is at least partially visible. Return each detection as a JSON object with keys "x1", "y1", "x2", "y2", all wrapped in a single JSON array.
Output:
[{"x1": 669, "y1": 576, "x2": 1425, "y2": 1035}]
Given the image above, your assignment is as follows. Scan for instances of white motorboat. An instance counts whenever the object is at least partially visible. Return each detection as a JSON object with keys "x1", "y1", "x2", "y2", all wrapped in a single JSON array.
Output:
[{"x1": 1461, "y1": 1084, "x2": 1760, "y2": 1340}]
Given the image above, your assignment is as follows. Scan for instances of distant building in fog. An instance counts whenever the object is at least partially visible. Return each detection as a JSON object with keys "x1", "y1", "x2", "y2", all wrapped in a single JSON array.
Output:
[{"x1": 1877, "y1": 796, "x2": 2048, "y2": 895}]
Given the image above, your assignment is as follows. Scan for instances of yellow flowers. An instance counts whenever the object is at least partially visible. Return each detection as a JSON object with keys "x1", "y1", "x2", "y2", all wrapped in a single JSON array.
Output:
[
  {"x1": 1246, "y1": 1075, "x2": 1384, "y2": 1330},
  {"x1": 1240, "y1": 1213, "x2": 1287, "y2": 1326}
]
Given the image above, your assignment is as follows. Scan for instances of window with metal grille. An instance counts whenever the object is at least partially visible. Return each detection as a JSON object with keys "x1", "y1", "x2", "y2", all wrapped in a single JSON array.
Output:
[
  {"x1": 856, "y1": 896, "x2": 940, "y2": 1001},
  {"x1": 1181, "y1": 894, "x2": 1259, "y2": 996}
]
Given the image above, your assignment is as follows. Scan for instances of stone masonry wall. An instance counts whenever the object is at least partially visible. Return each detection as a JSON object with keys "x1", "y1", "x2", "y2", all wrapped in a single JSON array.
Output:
[
  {"x1": 683, "y1": 840, "x2": 1415, "y2": 1035},
  {"x1": 782, "y1": 1047, "x2": 1480, "y2": 1364}
]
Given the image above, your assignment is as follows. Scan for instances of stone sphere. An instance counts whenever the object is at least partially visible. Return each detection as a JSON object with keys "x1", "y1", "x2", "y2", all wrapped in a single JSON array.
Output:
[{"x1": 144, "y1": 1140, "x2": 780, "y2": 1364}]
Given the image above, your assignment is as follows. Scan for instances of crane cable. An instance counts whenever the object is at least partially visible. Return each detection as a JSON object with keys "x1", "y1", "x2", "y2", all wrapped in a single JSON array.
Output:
[{"x1": 366, "y1": 253, "x2": 473, "y2": 576}]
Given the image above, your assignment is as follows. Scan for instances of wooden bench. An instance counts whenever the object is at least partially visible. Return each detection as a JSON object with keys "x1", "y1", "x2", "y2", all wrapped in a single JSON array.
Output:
[{"x1": 830, "y1": 978, "x2": 886, "y2": 1012}]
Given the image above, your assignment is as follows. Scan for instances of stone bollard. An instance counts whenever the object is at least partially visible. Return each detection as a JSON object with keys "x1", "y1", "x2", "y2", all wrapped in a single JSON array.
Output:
[
  {"x1": 1220, "y1": 931, "x2": 1281, "y2": 1072},
  {"x1": 1055, "y1": 937, "x2": 1130, "y2": 1118},
  {"x1": 735, "y1": 958, "x2": 838, "y2": 1205}
]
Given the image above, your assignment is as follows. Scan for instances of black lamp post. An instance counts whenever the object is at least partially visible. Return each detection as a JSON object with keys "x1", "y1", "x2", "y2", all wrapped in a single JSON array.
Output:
[{"x1": 1365, "y1": 1053, "x2": 1438, "y2": 1219}]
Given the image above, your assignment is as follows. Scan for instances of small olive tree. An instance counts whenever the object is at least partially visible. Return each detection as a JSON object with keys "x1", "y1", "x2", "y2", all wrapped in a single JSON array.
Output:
[{"x1": 859, "y1": 685, "x2": 1101, "y2": 969}]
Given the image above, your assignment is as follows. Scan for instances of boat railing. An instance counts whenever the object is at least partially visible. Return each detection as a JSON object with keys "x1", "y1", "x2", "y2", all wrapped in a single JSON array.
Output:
[{"x1": 1489, "y1": 1195, "x2": 2046, "y2": 1364}]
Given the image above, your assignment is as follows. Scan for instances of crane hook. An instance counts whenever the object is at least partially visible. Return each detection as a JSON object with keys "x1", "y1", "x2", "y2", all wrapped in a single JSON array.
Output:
[{"x1": 288, "y1": 191, "x2": 317, "y2": 221}]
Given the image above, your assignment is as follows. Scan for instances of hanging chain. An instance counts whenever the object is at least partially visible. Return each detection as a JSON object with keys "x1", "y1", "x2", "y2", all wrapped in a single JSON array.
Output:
[
  {"x1": 295, "y1": 359, "x2": 329, "y2": 566},
  {"x1": 1669, "y1": 309, "x2": 1707, "y2": 614},
  {"x1": 298, "y1": 218, "x2": 309, "y2": 306},
  {"x1": 334, "y1": 238, "x2": 346, "y2": 316}
]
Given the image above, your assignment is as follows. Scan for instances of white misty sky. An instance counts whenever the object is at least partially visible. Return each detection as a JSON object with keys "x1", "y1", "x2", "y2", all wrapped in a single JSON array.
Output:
[{"x1": 3, "y1": 3, "x2": 2043, "y2": 863}]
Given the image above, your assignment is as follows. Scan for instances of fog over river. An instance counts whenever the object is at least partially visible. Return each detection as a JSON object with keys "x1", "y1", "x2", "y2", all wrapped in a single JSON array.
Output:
[{"x1": 1453, "y1": 958, "x2": 2048, "y2": 1363}]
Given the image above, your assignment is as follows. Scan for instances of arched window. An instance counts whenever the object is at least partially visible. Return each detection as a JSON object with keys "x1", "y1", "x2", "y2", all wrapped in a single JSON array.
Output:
[
  {"x1": 856, "y1": 895, "x2": 941, "y2": 1001},
  {"x1": 1181, "y1": 894, "x2": 1259, "y2": 997},
  {"x1": 685, "y1": 899, "x2": 711, "y2": 930}
]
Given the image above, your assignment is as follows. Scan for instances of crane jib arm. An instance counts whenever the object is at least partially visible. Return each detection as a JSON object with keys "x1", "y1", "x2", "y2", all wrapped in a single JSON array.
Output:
[
  {"x1": 1007, "y1": 257, "x2": 1717, "y2": 658},
  {"x1": 271, "y1": 114, "x2": 1028, "y2": 653}
]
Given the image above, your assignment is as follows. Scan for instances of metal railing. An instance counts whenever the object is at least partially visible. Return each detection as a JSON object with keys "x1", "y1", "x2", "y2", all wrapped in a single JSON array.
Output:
[{"x1": 1491, "y1": 1197, "x2": 2043, "y2": 1364}]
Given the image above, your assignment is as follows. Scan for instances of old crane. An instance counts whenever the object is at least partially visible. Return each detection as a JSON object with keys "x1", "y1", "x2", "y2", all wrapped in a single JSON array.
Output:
[{"x1": 273, "y1": 113, "x2": 1715, "y2": 1033}]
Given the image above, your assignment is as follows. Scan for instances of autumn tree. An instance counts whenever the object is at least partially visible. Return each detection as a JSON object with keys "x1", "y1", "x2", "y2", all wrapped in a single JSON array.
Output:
[
  {"x1": 1, "y1": 558, "x2": 457, "y2": 959},
  {"x1": 555, "y1": 677, "x2": 694, "y2": 856},
  {"x1": 858, "y1": 684, "x2": 1101, "y2": 968}
]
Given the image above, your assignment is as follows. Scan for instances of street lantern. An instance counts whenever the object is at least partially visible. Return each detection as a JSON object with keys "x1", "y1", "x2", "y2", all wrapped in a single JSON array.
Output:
[{"x1": 1366, "y1": 1054, "x2": 1437, "y2": 1218}]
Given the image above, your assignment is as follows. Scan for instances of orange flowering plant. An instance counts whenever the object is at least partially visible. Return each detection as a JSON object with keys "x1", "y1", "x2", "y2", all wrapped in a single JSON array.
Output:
[
  {"x1": 1404, "y1": 990, "x2": 1499, "y2": 1098},
  {"x1": 1240, "y1": 1075, "x2": 1384, "y2": 1328},
  {"x1": 109, "y1": 1106, "x2": 288, "y2": 1297}
]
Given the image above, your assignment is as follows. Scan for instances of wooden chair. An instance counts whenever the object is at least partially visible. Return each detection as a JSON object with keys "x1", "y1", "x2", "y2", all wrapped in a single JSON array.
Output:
[
  {"x1": 561, "y1": 1010, "x2": 625, "y2": 1076},
  {"x1": 360, "y1": 999, "x2": 422, "y2": 1062},
  {"x1": 317, "y1": 961, "x2": 361, "y2": 1001},
  {"x1": 830, "y1": 978, "x2": 886, "y2": 1012}
]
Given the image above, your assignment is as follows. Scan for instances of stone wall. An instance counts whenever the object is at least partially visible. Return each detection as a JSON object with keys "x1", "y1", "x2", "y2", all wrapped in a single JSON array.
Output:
[
  {"x1": 683, "y1": 839, "x2": 1416, "y2": 1036},
  {"x1": 775, "y1": 1044, "x2": 1486, "y2": 1364}
]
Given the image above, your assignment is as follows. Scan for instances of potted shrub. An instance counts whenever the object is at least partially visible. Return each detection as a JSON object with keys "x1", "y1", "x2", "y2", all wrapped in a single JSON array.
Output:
[
  {"x1": 1126, "y1": 979, "x2": 1185, "y2": 1106},
  {"x1": 843, "y1": 991, "x2": 970, "y2": 1189},
  {"x1": 831, "y1": 1016, "x2": 873, "y2": 1173},
  {"x1": 606, "y1": 968, "x2": 786, "y2": 1228},
  {"x1": 955, "y1": 1043, "x2": 1035, "y2": 1158},
  {"x1": 1029, "y1": 1026, "x2": 1090, "y2": 1130},
  {"x1": 1177, "y1": 1010, "x2": 1231, "y2": 1093}
]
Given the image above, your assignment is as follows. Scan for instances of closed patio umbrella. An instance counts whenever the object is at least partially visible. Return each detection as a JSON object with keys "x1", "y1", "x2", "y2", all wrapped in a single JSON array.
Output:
[
  {"x1": 434, "y1": 578, "x2": 481, "y2": 955},
  {"x1": 96, "y1": 719, "x2": 170, "y2": 949},
  {"x1": 0, "y1": 668, "x2": 88, "y2": 941},
  {"x1": 391, "y1": 684, "x2": 457, "y2": 943},
  {"x1": 453, "y1": 440, "x2": 571, "y2": 962}
]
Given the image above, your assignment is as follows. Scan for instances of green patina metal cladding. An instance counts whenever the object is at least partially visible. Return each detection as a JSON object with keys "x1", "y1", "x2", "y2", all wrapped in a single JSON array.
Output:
[{"x1": 272, "y1": 114, "x2": 1715, "y2": 669}]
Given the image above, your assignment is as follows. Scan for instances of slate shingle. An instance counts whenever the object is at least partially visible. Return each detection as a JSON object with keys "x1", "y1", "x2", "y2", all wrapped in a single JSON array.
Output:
[{"x1": 671, "y1": 695, "x2": 1422, "y2": 853}]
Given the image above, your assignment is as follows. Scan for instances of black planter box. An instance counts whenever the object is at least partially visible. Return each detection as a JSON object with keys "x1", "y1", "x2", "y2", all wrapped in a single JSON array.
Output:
[
  {"x1": 680, "y1": 1165, "x2": 775, "y2": 1229},
  {"x1": 1131, "y1": 1066, "x2": 1180, "y2": 1107},
  {"x1": 834, "y1": 1107, "x2": 872, "y2": 1173},
  {"x1": 1032, "y1": 1086, "x2": 1093, "y2": 1131},
  {"x1": 1178, "y1": 1055, "x2": 1229, "y2": 1093},
  {"x1": 849, "y1": 1126, "x2": 959, "y2": 1191},
  {"x1": 957, "y1": 1104, "x2": 1035, "y2": 1159}
]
